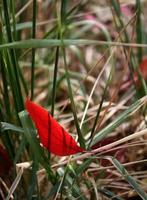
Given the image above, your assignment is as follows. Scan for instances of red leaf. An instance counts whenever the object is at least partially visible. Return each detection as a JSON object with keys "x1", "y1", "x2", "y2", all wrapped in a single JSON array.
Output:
[{"x1": 25, "y1": 98, "x2": 84, "y2": 156}]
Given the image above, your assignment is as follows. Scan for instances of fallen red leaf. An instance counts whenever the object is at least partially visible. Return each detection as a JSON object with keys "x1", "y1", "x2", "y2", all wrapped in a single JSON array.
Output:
[{"x1": 25, "y1": 98, "x2": 84, "y2": 156}]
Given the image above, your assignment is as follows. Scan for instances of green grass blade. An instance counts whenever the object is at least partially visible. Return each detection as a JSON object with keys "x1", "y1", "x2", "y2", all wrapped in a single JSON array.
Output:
[
  {"x1": 88, "y1": 63, "x2": 113, "y2": 148},
  {"x1": 1, "y1": 39, "x2": 147, "y2": 50},
  {"x1": 111, "y1": 0, "x2": 140, "y2": 95},
  {"x1": 2, "y1": 0, "x2": 24, "y2": 110},
  {"x1": 19, "y1": 110, "x2": 56, "y2": 183},
  {"x1": 0, "y1": 113, "x2": 15, "y2": 159},
  {"x1": 135, "y1": 0, "x2": 147, "y2": 95},
  {"x1": 31, "y1": 0, "x2": 37, "y2": 100},
  {"x1": 111, "y1": 0, "x2": 121, "y2": 17},
  {"x1": 19, "y1": 111, "x2": 41, "y2": 159},
  {"x1": 0, "y1": 39, "x2": 101, "y2": 49},
  {"x1": 51, "y1": 44, "x2": 59, "y2": 116},
  {"x1": 57, "y1": 167, "x2": 86, "y2": 199},
  {"x1": 76, "y1": 158, "x2": 93, "y2": 176},
  {"x1": 1, "y1": 122, "x2": 24, "y2": 133},
  {"x1": 61, "y1": 0, "x2": 68, "y2": 24},
  {"x1": 98, "y1": 188, "x2": 124, "y2": 200},
  {"x1": 59, "y1": 1, "x2": 85, "y2": 148},
  {"x1": 0, "y1": 19, "x2": 20, "y2": 119},
  {"x1": 109, "y1": 157, "x2": 147, "y2": 200},
  {"x1": 14, "y1": 135, "x2": 27, "y2": 164},
  {"x1": 47, "y1": 182, "x2": 60, "y2": 198},
  {"x1": 90, "y1": 96, "x2": 146, "y2": 147},
  {"x1": 10, "y1": 0, "x2": 17, "y2": 39},
  {"x1": 136, "y1": 0, "x2": 142, "y2": 62},
  {"x1": 27, "y1": 158, "x2": 39, "y2": 200},
  {"x1": 44, "y1": 1, "x2": 79, "y2": 39},
  {"x1": 0, "y1": 53, "x2": 11, "y2": 120},
  {"x1": 61, "y1": 46, "x2": 85, "y2": 148},
  {"x1": 2, "y1": 50, "x2": 21, "y2": 117}
]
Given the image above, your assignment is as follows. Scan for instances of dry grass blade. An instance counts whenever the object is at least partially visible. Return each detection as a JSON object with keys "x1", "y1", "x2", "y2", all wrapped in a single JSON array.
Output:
[
  {"x1": 5, "y1": 168, "x2": 24, "y2": 200},
  {"x1": 80, "y1": 47, "x2": 115, "y2": 129}
]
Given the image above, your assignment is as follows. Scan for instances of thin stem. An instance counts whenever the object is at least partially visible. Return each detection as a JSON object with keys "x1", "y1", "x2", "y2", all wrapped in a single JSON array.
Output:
[
  {"x1": 31, "y1": 0, "x2": 37, "y2": 100},
  {"x1": 51, "y1": 43, "x2": 59, "y2": 116},
  {"x1": 58, "y1": 1, "x2": 85, "y2": 148}
]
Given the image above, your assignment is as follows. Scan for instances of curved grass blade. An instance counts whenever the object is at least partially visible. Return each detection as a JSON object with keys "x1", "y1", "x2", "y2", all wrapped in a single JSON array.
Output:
[
  {"x1": 1, "y1": 122, "x2": 24, "y2": 133},
  {"x1": 109, "y1": 156, "x2": 147, "y2": 200}
]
